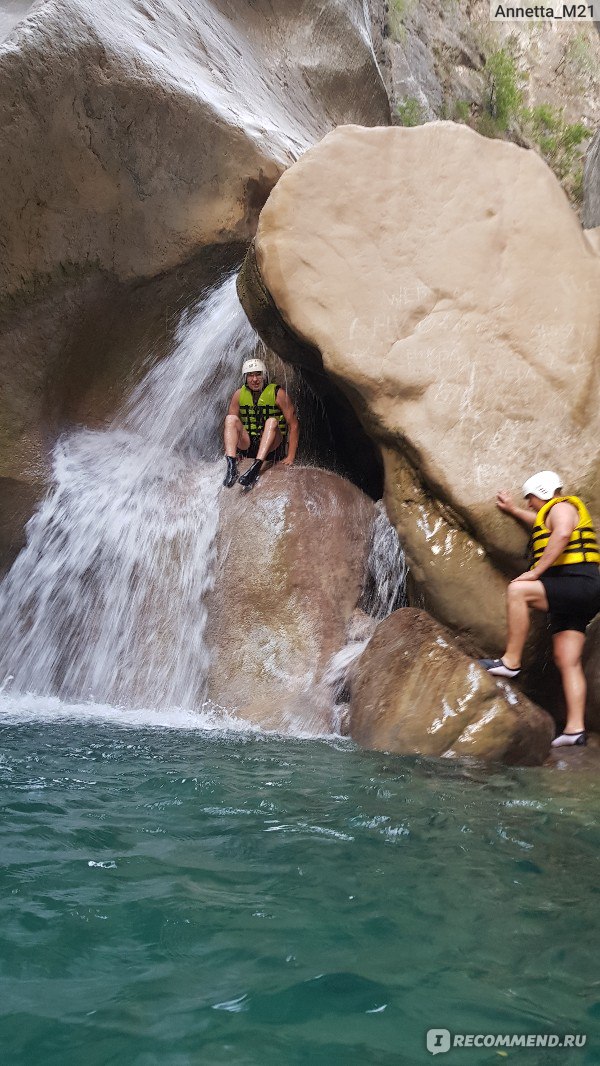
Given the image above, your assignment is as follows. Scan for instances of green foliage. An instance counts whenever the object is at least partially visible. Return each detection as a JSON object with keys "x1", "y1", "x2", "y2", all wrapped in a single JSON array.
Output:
[
  {"x1": 569, "y1": 167, "x2": 585, "y2": 207},
  {"x1": 452, "y1": 100, "x2": 471, "y2": 123},
  {"x1": 484, "y1": 49, "x2": 524, "y2": 132},
  {"x1": 521, "y1": 104, "x2": 590, "y2": 202},
  {"x1": 475, "y1": 111, "x2": 501, "y2": 140},
  {"x1": 395, "y1": 97, "x2": 425, "y2": 127},
  {"x1": 387, "y1": 0, "x2": 415, "y2": 42},
  {"x1": 564, "y1": 31, "x2": 598, "y2": 87}
]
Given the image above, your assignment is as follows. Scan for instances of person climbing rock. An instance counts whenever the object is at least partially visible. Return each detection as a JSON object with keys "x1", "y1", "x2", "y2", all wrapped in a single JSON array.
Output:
[
  {"x1": 223, "y1": 358, "x2": 299, "y2": 490},
  {"x1": 479, "y1": 471, "x2": 600, "y2": 749}
]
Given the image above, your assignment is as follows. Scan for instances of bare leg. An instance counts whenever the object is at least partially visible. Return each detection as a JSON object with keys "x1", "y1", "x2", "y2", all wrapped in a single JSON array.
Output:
[
  {"x1": 256, "y1": 418, "x2": 283, "y2": 462},
  {"x1": 553, "y1": 630, "x2": 586, "y2": 734},
  {"x1": 501, "y1": 580, "x2": 549, "y2": 669},
  {"x1": 238, "y1": 419, "x2": 284, "y2": 490},
  {"x1": 224, "y1": 414, "x2": 249, "y2": 457}
]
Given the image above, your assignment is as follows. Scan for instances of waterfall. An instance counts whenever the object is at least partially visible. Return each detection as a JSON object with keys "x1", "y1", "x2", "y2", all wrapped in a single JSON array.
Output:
[
  {"x1": 0, "y1": 274, "x2": 257, "y2": 711},
  {"x1": 325, "y1": 503, "x2": 407, "y2": 730},
  {"x1": 362, "y1": 501, "x2": 408, "y2": 619}
]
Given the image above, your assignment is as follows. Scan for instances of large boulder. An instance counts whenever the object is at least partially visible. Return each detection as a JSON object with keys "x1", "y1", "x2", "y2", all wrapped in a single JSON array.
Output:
[
  {"x1": 0, "y1": 0, "x2": 390, "y2": 566},
  {"x1": 350, "y1": 608, "x2": 554, "y2": 765},
  {"x1": 238, "y1": 122, "x2": 600, "y2": 657},
  {"x1": 205, "y1": 464, "x2": 376, "y2": 733}
]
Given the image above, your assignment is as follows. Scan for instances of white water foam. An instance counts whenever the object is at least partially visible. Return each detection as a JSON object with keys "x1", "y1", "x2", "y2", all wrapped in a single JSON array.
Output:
[
  {"x1": 0, "y1": 690, "x2": 347, "y2": 741},
  {"x1": 0, "y1": 274, "x2": 258, "y2": 715}
]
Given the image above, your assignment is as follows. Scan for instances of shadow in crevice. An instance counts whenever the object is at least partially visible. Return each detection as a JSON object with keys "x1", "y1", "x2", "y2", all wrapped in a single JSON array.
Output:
[{"x1": 275, "y1": 363, "x2": 384, "y2": 500}]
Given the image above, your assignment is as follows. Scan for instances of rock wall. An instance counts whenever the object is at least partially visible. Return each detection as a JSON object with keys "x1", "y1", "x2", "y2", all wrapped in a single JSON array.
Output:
[
  {"x1": 378, "y1": 2, "x2": 600, "y2": 214},
  {"x1": 380, "y1": 1, "x2": 600, "y2": 134},
  {"x1": 238, "y1": 122, "x2": 600, "y2": 667},
  {"x1": 0, "y1": 0, "x2": 390, "y2": 566},
  {"x1": 584, "y1": 130, "x2": 600, "y2": 229}
]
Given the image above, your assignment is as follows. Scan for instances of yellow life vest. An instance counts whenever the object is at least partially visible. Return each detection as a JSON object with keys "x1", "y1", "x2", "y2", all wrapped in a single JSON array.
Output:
[
  {"x1": 238, "y1": 383, "x2": 287, "y2": 440},
  {"x1": 530, "y1": 495, "x2": 600, "y2": 568}
]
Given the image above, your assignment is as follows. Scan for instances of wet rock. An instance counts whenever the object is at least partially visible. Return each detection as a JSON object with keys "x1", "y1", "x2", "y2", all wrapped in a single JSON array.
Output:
[
  {"x1": 239, "y1": 122, "x2": 600, "y2": 659},
  {"x1": 0, "y1": 0, "x2": 390, "y2": 563},
  {"x1": 350, "y1": 608, "x2": 554, "y2": 765},
  {"x1": 582, "y1": 616, "x2": 600, "y2": 734},
  {"x1": 205, "y1": 465, "x2": 376, "y2": 733},
  {"x1": 544, "y1": 731, "x2": 600, "y2": 772}
]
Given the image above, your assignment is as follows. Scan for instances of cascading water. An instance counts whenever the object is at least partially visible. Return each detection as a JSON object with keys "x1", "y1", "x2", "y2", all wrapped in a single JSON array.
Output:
[
  {"x1": 0, "y1": 270, "x2": 407, "y2": 730},
  {"x1": 0, "y1": 274, "x2": 257, "y2": 712},
  {"x1": 362, "y1": 501, "x2": 408, "y2": 620},
  {"x1": 325, "y1": 503, "x2": 407, "y2": 726}
]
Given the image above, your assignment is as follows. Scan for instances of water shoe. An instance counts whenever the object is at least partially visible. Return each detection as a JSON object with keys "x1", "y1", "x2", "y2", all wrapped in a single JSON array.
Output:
[
  {"x1": 223, "y1": 456, "x2": 238, "y2": 488},
  {"x1": 238, "y1": 460, "x2": 262, "y2": 490},
  {"x1": 478, "y1": 657, "x2": 521, "y2": 679},
  {"x1": 551, "y1": 731, "x2": 586, "y2": 747}
]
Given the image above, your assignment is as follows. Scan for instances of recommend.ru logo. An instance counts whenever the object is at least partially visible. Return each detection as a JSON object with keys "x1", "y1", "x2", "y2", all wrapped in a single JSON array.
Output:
[{"x1": 426, "y1": 1030, "x2": 586, "y2": 1053}]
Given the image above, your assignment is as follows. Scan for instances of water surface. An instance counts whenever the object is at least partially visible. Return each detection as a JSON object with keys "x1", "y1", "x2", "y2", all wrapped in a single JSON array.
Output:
[{"x1": 1, "y1": 711, "x2": 598, "y2": 1065}]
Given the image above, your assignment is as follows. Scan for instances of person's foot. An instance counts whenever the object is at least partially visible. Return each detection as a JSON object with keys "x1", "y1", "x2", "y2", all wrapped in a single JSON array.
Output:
[
  {"x1": 238, "y1": 459, "x2": 262, "y2": 490},
  {"x1": 478, "y1": 657, "x2": 521, "y2": 679},
  {"x1": 223, "y1": 456, "x2": 238, "y2": 488},
  {"x1": 551, "y1": 731, "x2": 586, "y2": 748}
]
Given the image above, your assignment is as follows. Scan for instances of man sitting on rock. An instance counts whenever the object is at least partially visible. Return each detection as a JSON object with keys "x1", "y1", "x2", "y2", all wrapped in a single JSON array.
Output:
[
  {"x1": 479, "y1": 471, "x2": 600, "y2": 748},
  {"x1": 223, "y1": 357, "x2": 299, "y2": 490}
]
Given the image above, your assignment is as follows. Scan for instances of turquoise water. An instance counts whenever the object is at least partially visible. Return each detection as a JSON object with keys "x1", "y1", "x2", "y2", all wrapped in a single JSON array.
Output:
[{"x1": 1, "y1": 715, "x2": 599, "y2": 1066}]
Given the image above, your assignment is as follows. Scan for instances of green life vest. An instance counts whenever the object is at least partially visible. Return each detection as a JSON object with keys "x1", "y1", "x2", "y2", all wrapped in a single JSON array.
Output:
[
  {"x1": 238, "y1": 383, "x2": 287, "y2": 440},
  {"x1": 530, "y1": 495, "x2": 600, "y2": 568}
]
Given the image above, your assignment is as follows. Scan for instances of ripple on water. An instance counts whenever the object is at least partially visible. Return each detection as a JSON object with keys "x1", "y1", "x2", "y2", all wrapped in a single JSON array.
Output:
[{"x1": 0, "y1": 716, "x2": 598, "y2": 1065}]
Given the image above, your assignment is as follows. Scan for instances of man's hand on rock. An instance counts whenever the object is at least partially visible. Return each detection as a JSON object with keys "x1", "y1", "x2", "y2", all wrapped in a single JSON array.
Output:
[{"x1": 279, "y1": 456, "x2": 294, "y2": 467}]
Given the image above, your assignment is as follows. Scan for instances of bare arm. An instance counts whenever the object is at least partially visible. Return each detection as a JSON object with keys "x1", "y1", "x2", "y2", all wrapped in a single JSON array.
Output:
[
  {"x1": 276, "y1": 388, "x2": 299, "y2": 465},
  {"x1": 496, "y1": 491, "x2": 536, "y2": 529},
  {"x1": 227, "y1": 388, "x2": 241, "y2": 417}
]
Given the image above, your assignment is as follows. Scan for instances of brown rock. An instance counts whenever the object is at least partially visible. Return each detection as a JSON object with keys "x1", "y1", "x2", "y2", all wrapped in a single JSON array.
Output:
[
  {"x1": 0, "y1": 0, "x2": 390, "y2": 563},
  {"x1": 239, "y1": 122, "x2": 600, "y2": 656},
  {"x1": 0, "y1": 1, "x2": 389, "y2": 300},
  {"x1": 583, "y1": 615, "x2": 600, "y2": 734},
  {"x1": 350, "y1": 608, "x2": 554, "y2": 765},
  {"x1": 205, "y1": 464, "x2": 375, "y2": 733}
]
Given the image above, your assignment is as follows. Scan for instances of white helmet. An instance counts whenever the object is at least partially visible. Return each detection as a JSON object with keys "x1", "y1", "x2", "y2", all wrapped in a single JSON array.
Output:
[
  {"x1": 522, "y1": 470, "x2": 562, "y2": 501},
  {"x1": 242, "y1": 358, "x2": 267, "y2": 383}
]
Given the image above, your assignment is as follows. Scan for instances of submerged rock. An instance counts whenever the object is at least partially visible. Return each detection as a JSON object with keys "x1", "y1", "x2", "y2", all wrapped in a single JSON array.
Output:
[
  {"x1": 205, "y1": 465, "x2": 375, "y2": 733},
  {"x1": 350, "y1": 609, "x2": 554, "y2": 765},
  {"x1": 239, "y1": 122, "x2": 600, "y2": 659}
]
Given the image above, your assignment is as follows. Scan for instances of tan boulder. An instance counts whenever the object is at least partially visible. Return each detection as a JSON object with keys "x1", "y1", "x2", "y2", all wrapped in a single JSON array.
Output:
[
  {"x1": 350, "y1": 608, "x2": 554, "y2": 765},
  {"x1": 239, "y1": 122, "x2": 600, "y2": 654},
  {"x1": 0, "y1": 0, "x2": 390, "y2": 565},
  {"x1": 205, "y1": 465, "x2": 375, "y2": 733}
]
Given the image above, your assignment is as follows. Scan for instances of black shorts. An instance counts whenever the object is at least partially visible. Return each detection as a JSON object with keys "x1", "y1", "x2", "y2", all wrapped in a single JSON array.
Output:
[
  {"x1": 238, "y1": 438, "x2": 286, "y2": 462},
  {"x1": 539, "y1": 563, "x2": 600, "y2": 634}
]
